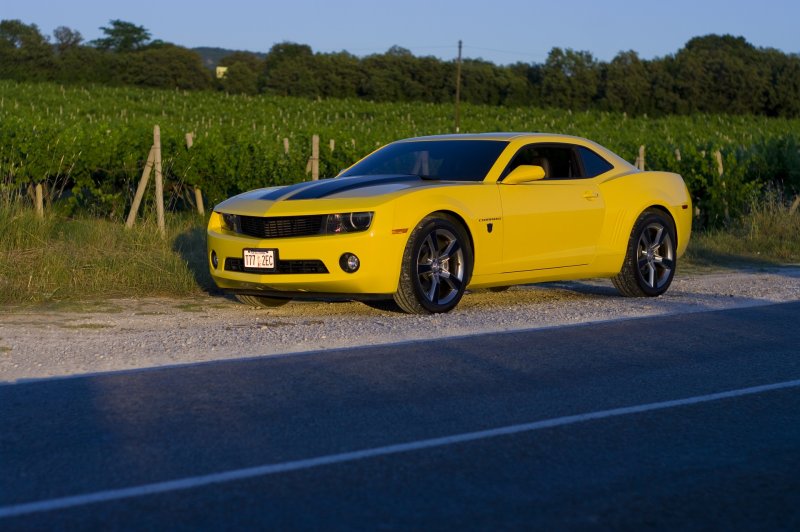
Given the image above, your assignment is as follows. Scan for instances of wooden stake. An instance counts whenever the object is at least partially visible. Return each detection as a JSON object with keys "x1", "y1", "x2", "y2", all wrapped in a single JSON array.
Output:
[
  {"x1": 126, "y1": 146, "x2": 156, "y2": 228},
  {"x1": 184, "y1": 131, "x2": 204, "y2": 216},
  {"x1": 283, "y1": 138, "x2": 290, "y2": 154},
  {"x1": 154, "y1": 125, "x2": 165, "y2": 236},
  {"x1": 311, "y1": 134, "x2": 320, "y2": 181},
  {"x1": 714, "y1": 150, "x2": 724, "y2": 177},
  {"x1": 329, "y1": 139, "x2": 335, "y2": 152},
  {"x1": 638, "y1": 145, "x2": 646, "y2": 171},
  {"x1": 714, "y1": 150, "x2": 730, "y2": 222},
  {"x1": 455, "y1": 39, "x2": 462, "y2": 133},
  {"x1": 790, "y1": 195, "x2": 800, "y2": 215},
  {"x1": 194, "y1": 187, "x2": 205, "y2": 216},
  {"x1": 35, "y1": 183, "x2": 44, "y2": 219},
  {"x1": 675, "y1": 148, "x2": 681, "y2": 162}
]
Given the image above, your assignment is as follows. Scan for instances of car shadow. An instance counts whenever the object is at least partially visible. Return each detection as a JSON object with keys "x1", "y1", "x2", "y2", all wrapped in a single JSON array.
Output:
[{"x1": 172, "y1": 226, "x2": 219, "y2": 295}]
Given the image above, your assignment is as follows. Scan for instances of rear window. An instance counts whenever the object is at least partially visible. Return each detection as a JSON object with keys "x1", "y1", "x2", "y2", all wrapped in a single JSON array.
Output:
[{"x1": 578, "y1": 146, "x2": 614, "y2": 177}]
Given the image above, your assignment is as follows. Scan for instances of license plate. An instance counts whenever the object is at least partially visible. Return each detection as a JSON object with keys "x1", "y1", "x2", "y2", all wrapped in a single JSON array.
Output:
[{"x1": 243, "y1": 249, "x2": 276, "y2": 270}]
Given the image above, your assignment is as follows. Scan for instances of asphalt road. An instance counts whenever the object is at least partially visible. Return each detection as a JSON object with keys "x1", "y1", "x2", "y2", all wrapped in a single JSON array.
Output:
[{"x1": 2, "y1": 302, "x2": 800, "y2": 530}]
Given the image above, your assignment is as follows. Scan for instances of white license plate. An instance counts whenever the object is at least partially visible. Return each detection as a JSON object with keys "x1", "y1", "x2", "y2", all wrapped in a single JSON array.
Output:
[{"x1": 243, "y1": 249, "x2": 276, "y2": 270}]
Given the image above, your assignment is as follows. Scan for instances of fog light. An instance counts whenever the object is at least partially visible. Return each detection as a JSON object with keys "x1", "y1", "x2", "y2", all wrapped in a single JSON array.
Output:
[
  {"x1": 339, "y1": 253, "x2": 360, "y2": 273},
  {"x1": 211, "y1": 250, "x2": 218, "y2": 269}
]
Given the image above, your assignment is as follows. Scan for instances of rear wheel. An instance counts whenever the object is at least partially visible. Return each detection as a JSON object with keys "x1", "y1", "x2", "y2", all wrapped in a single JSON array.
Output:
[
  {"x1": 394, "y1": 215, "x2": 473, "y2": 314},
  {"x1": 612, "y1": 210, "x2": 677, "y2": 297},
  {"x1": 235, "y1": 294, "x2": 291, "y2": 308}
]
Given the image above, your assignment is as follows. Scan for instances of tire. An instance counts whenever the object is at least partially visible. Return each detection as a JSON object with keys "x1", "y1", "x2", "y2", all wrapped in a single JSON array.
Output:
[
  {"x1": 235, "y1": 294, "x2": 291, "y2": 308},
  {"x1": 612, "y1": 209, "x2": 677, "y2": 297},
  {"x1": 394, "y1": 214, "x2": 473, "y2": 314}
]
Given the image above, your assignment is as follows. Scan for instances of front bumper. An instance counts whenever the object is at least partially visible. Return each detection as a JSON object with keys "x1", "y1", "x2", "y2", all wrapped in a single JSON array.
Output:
[{"x1": 207, "y1": 215, "x2": 406, "y2": 297}]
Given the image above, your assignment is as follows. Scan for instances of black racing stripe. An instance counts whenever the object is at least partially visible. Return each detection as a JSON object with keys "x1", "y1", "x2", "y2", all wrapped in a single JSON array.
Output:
[
  {"x1": 287, "y1": 174, "x2": 423, "y2": 200},
  {"x1": 259, "y1": 180, "x2": 324, "y2": 201}
]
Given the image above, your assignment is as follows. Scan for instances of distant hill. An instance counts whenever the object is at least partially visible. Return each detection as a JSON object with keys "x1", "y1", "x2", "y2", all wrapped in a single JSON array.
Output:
[{"x1": 192, "y1": 46, "x2": 266, "y2": 70}]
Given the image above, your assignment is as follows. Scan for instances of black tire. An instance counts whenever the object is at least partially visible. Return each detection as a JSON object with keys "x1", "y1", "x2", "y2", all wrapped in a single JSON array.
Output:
[
  {"x1": 612, "y1": 209, "x2": 677, "y2": 297},
  {"x1": 235, "y1": 294, "x2": 291, "y2": 308},
  {"x1": 394, "y1": 215, "x2": 473, "y2": 314}
]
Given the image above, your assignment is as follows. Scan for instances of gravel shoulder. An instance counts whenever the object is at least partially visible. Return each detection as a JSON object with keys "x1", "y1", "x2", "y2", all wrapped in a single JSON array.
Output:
[{"x1": 2, "y1": 268, "x2": 799, "y2": 383}]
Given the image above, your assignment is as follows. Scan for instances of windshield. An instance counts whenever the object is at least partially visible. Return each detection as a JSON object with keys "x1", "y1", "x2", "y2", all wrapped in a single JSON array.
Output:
[{"x1": 340, "y1": 140, "x2": 508, "y2": 182}]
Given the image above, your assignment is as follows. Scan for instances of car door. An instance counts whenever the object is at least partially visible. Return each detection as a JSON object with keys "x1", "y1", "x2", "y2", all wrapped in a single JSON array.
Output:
[{"x1": 498, "y1": 143, "x2": 606, "y2": 272}]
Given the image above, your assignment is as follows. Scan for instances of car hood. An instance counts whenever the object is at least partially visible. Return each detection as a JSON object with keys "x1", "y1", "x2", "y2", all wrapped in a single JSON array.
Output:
[
  {"x1": 262, "y1": 174, "x2": 443, "y2": 201},
  {"x1": 216, "y1": 174, "x2": 463, "y2": 212}
]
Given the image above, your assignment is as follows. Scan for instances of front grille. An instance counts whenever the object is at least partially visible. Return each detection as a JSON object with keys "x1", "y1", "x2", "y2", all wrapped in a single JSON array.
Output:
[
  {"x1": 239, "y1": 215, "x2": 326, "y2": 239},
  {"x1": 225, "y1": 258, "x2": 328, "y2": 274}
]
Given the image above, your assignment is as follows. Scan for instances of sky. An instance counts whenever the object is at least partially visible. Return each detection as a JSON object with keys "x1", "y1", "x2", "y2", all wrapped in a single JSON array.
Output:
[{"x1": 3, "y1": 0, "x2": 798, "y2": 64}]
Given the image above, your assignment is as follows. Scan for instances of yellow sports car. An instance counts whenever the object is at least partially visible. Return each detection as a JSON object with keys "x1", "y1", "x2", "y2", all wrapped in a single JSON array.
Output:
[{"x1": 207, "y1": 133, "x2": 692, "y2": 314}]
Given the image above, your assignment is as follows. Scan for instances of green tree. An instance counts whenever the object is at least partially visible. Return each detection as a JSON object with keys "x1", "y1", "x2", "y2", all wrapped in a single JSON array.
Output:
[
  {"x1": 674, "y1": 35, "x2": 767, "y2": 115},
  {"x1": 53, "y1": 26, "x2": 82, "y2": 53},
  {"x1": 261, "y1": 42, "x2": 319, "y2": 97},
  {"x1": 541, "y1": 48, "x2": 599, "y2": 110},
  {"x1": 601, "y1": 50, "x2": 650, "y2": 114},
  {"x1": 119, "y1": 44, "x2": 211, "y2": 90},
  {"x1": 91, "y1": 20, "x2": 151, "y2": 52},
  {"x1": 217, "y1": 51, "x2": 262, "y2": 94},
  {"x1": 763, "y1": 49, "x2": 800, "y2": 118},
  {"x1": 0, "y1": 19, "x2": 54, "y2": 80}
]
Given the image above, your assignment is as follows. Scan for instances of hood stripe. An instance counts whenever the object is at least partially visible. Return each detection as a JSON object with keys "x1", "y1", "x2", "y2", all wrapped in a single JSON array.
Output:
[
  {"x1": 280, "y1": 175, "x2": 425, "y2": 201},
  {"x1": 259, "y1": 180, "x2": 324, "y2": 201}
]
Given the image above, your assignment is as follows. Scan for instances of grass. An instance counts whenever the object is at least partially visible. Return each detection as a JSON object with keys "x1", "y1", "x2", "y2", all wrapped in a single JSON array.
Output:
[
  {"x1": 0, "y1": 203, "x2": 214, "y2": 305},
  {"x1": 685, "y1": 192, "x2": 800, "y2": 270},
  {"x1": 1, "y1": 195, "x2": 798, "y2": 306}
]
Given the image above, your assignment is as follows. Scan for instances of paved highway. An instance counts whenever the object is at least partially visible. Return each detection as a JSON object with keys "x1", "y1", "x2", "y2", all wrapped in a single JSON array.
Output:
[{"x1": 2, "y1": 302, "x2": 800, "y2": 529}]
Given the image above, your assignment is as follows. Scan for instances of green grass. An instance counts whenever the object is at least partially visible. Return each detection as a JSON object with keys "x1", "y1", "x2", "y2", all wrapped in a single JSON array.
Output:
[
  {"x1": 1, "y1": 196, "x2": 798, "y2": 306},
  {"x1": 0, "y1": 204, "x2": 213, "y2": 305},
  {"x1": 685, "y1": 192, "x2": 800, "y2": 270}
]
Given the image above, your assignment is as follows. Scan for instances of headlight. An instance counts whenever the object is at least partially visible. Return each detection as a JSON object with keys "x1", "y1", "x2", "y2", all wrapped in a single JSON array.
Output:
[
  {"x1": 221, "y1": 213, "x2": 241, "y2": 233},
  {"x1": 325, "y1": 212, "x2": 373, "y2": 234}
]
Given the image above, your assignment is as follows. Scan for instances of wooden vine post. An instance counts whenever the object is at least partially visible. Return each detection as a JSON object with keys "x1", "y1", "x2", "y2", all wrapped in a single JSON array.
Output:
[
  {"x1": 35, "y1": 183, "x2": 44, "y2": 219},
  {"x1": 125, "y1": 125, "x2": 165, "y2": 236},
  {"x1": 311, "y1": 134, "x2": 320, "y2": 180},
  {"x1": 790, "y1": 195, "x2": 800, "y2": 215},
  {"x1": 714, "y1": 150, "x2": 730, "y2": 223},
  {"x1": 185, "y1": 132, "x2": 204, "y2": 216},
  {"x1": 636, "y1": 145, "x2": 646, "y2": 170},
  {"x1": 154, "y1": 126, "x2": 165, "y2": 235}
]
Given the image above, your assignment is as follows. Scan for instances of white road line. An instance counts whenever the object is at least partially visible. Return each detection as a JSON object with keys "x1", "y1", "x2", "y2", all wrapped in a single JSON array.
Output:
[{"x1": 2, "y1": 378, "x2": 800, "y2": 519}]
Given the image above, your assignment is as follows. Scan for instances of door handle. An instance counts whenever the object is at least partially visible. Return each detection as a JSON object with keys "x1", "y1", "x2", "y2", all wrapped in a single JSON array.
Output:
[{"x1": 582, "y1": 191, "x2": 599, "y2": 200}]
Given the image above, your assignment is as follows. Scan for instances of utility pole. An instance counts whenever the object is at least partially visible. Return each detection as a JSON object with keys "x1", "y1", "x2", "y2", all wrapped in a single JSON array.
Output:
[{"x1": 455, "y1": 39, "x2": 462, "y2": 133}]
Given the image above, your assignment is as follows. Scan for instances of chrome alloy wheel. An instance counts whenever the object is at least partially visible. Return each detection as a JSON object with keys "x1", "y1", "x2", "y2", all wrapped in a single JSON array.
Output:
[
  {"x1": 416, "y1": 228, "x2": 465, "y2": 305},
  {"x1": 637, "y1": 222, "x2": 675, "y2": 290}
]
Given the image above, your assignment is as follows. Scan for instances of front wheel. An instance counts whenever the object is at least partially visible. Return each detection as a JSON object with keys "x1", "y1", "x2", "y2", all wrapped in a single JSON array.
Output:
[
  {"x1": 394, "y1": 215, "x2": 473, "y2": 314},
  {"x1": 612, "y1": 210, "x2": 677, "y2": 297}
]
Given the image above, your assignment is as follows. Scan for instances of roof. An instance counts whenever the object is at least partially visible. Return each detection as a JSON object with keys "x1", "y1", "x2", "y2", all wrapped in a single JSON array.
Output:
[{"x1": 398, "y1": 132, "x2": 595, "y2": 143}]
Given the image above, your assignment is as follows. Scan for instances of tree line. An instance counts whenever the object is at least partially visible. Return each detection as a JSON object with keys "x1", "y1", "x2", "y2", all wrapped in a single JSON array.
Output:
[{"x1": 2, "y1": 19, "x2": 799, "y2": 117}]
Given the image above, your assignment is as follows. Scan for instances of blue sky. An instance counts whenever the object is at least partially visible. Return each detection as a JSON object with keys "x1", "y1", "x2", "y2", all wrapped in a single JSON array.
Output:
[{"x1": 4, "y1": 0, "x2": 798, "y2": 64}]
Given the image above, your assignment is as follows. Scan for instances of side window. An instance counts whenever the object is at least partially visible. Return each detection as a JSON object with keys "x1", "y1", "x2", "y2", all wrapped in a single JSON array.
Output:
[
  {"x1": 578, "y1": 146, "x2": 614, "y2": 177},
  {"x1": 502, "y1": 144, "x2": 582, "y2": 180}
]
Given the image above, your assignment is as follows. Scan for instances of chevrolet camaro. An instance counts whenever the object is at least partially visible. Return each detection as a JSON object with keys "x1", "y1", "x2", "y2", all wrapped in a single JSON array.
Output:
[{"x1": 207, "y1": 133, "x2": 692, "y2": 314}]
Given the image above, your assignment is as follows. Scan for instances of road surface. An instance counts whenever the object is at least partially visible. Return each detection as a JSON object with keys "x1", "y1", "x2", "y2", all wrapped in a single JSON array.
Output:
[{"x1": 2, "y1": 302, "x2": 800, "y2": 529}]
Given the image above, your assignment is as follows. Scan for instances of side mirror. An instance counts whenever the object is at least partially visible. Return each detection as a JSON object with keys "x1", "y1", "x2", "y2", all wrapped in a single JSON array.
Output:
[{"x1": 503, "y1": 165, "x2": 545, "y2": 184}]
